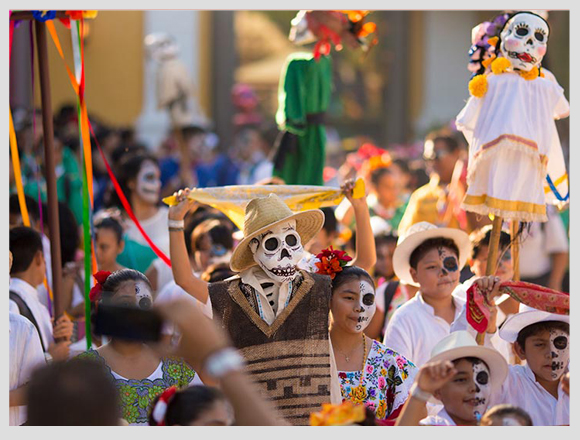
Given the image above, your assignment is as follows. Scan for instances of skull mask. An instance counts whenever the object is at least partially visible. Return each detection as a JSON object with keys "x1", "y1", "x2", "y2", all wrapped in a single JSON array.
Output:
[
  {"x1": 471, "y1": 359, "x2": 492, "y2": 421},
  {"x1": 499, "y1": 12, "x2": 549, "y2": 72},
  {"x1": 250, "y1": 220, "x2": 304, "y2": 283},
  {"x1": 549, "y1": 328, "x2": 569, "y2": 380}
]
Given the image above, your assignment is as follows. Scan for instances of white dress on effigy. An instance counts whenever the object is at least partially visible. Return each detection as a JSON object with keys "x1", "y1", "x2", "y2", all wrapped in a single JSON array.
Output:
[{"x1": 456, "y1": 71, "x2": 569, "y2": 223}]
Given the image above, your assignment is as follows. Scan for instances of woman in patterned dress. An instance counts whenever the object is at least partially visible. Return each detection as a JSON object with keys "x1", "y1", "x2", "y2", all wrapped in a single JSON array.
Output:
[
  {"x1": 327, "y1": 265, "x2": 418, "y2": 424},
  {"x1": 78, "y1": 269, "x2": 199, "y2": 425}
]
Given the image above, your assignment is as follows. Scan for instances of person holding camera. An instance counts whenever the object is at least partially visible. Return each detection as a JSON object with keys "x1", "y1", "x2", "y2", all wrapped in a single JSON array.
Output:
[{"x1": 78, "y1": 269, "x2": 200, "y2": 425}]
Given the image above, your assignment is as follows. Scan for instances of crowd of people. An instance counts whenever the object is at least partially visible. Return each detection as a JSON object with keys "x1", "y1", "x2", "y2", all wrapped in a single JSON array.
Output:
[
  {"x1": 8, "y1": 99, "x2": 570, "y2": 427},
  {"x1": 8, "y1": 8, "x2": 571, "y2": 426}
]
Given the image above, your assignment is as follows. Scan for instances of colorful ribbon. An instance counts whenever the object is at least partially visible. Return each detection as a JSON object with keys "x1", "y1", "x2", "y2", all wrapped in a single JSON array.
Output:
[{"x1": 466, "y1": 281, "x2": 570, "y2": 333}]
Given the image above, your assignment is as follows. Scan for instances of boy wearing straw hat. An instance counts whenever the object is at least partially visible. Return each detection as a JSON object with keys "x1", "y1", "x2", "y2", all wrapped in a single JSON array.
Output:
[
  {"x1": 489, "y1": 304, "x2": 570, "y2": 425},
  {"x1": 395, "y1": 330, "x2": 509, "y2": 426},
  {"x1": 382, "y1": 222, "x2": 500, "y2": 368},
  {"x1": 168, "y1": 188, "x2": 347, "y2": 425}
]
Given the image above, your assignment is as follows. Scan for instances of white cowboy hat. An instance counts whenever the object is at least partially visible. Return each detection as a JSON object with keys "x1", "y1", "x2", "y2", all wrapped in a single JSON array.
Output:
[
  {"x1": 428, "y1": 331, "x2": 508, "y2": 396},
  {"x1": 230, "y1": 193, "x2": 324, "y2": 273},
  {"x1": 499, "y1": 303, "x2": 570, "y2": 343},
  {"x1": 392, "y1": 222, "x2": 472, "y2": 286}
]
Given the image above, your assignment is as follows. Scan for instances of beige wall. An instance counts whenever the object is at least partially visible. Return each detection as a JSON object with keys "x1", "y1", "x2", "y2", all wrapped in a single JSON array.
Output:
[{"x1": 36, "y1": 11, "x2": 144, "y2": 128}]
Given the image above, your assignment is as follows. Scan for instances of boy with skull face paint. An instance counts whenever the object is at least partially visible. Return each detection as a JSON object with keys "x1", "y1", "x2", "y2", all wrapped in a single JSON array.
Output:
[
  {"x1": 395, "y1": 331, "x2": 508, "y2": 426},
  {"x1": 488, "y1": 304, "x2": 570, "y2": 425},
  {"x1": 169, "y1": 188, "x2": 349, "y2": 424}
]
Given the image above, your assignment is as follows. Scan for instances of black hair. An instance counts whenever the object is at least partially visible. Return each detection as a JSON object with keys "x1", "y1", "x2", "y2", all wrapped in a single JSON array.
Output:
[
  {"x1": 471, "y1": 228, "x2": 511, "y2": 259},
  {"x1": 26, "y1": 358, "x2": 120, "y2": 426},
  {"x1": 99, "y1": 269, "x2": 152, "y2": 304},
  {"x1": 148, "y1": 386, "x2": 230, "y2": 426},
  {"x1": 94, "y1": 216, "x2": 124, "y2": 244},
  {"x1": 370, "y1": 166, "x2": 395, "y2": 188},
  {"x1": 181, "y1": 124, "x2": 206, "y2": 140},
  {"x1": 9, "y1": 193, "x2": 41, "y2": 225},
  {"x1": 392, "y1": 158, "x2": 410, "y2": 175},
  {"x1": 409, "y1": 237, "x2": 460, "y2": 270},
  {"x1": 452, "y1": 356, "x2": 489, "y2": 370},
  {"x1": 516, "y1": 320, "x2": 569, "y2": 351},
  {"x1": 321, "y1": 207, "x2": 338, "y2": 235},
  {"x1": 374, "y1": 232, "x2": 398, "y2": 249},
  {"x1": 57, "y1": 201, "x2": 80, "y2": 267},
  {"x1": 108, "y1": 152, "x2": 159, "y2": 209},
  {"x1": 480, "y1": 404, "x2": 533, "y2": 426},
  {"x1": 10, "y1": 226, "x2": 43, "y2": 274},
  {"x1": 201, "y1": 263, "x2": 236, "y2": 283},
  {"x1": 331, "y1": 265, "x2": 375, "y2": 293},
  {"x1": 432, "y1": 135, "x2": 460, "y2": 153}
]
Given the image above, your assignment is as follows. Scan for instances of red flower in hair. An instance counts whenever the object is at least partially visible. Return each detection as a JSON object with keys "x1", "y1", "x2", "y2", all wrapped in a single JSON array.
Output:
[
  {"x1": 315, "y1": 246, "x2": 352, "y2": 279},
  {"x1": 89, "y1": 270, "x2": 112, "y2": 302}
]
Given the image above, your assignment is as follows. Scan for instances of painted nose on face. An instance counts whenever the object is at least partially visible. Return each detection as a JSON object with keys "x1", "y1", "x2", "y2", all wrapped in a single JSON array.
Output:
[
  {"x1": 526, "y1": 38, "x2": 534, "y2": 45},
  {"x1": 280, "y1": 248, "x2": 290, "y2": 259},
  {"x1": 552, "y1": 351, "x2": 558, "y2": 359}
]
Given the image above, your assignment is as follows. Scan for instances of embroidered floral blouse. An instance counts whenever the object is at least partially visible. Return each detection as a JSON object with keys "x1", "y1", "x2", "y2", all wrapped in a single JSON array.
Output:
[
  {"x1": 338, "y1": 340, "x2": 417, "y2": 422},
  {"x1": 78, "y1": 349, "x2": 197, "y2": 425}
]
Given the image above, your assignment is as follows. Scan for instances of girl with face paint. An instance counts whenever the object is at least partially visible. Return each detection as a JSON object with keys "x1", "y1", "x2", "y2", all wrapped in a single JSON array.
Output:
[
  {"x1": 79, "y1": 269, "x2": 200, "y2": 425},
  {"x1": 327, "y1": 264, "x2": 418, "y2": 422},
  {"x1": 112, "y1": 153, "x2": 174, "y2": 289}
]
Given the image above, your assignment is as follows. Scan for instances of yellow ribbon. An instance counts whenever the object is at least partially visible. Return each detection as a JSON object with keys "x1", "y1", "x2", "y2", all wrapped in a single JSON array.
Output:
[
  {"x1": 163, "y1": 178, "x2": 365, "y2": 230},
  {"x1": 9, "y1": 107, "x2": 30, "y2": 227}
]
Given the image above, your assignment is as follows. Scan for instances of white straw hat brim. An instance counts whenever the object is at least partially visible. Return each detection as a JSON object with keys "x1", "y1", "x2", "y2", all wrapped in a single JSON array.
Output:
[{"x1": 499, "y1": 310, "x2": 570, "y2": 343}]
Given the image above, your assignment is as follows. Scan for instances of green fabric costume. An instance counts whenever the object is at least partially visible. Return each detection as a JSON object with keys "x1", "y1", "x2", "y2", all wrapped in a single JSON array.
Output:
[{"x1": 273, "y1": 52, "x2": 332, "y2": 186}]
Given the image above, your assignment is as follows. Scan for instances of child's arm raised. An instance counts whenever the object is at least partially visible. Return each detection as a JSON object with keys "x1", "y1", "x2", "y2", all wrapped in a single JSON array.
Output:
[
  {"x1": 395, "y1": 360, "x2": 457, "y2": 426},
  {"x1": 342, "y1": 179, "x2": 376, "y2": 272},
  {"x1": 168, "y1": 188, "x2": 210, "y2": 304}
]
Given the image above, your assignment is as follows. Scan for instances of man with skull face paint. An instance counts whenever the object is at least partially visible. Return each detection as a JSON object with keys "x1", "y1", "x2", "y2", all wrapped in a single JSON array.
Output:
[
  {"x1": 395, "y1": 331, "x2": 508, "y2": 426},
  {"x1": 456, "y1": 11, "x2": 569, "y2": 223},
  {"x1": 169, "y1": 188, "x2": 348, "y2": 424},
  {"x1": 489, "y1": 303, "x2": 570, "y2": 425}
]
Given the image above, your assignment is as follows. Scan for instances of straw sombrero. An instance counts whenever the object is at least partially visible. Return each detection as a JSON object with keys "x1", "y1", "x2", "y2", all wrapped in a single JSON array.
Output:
[
  {"x1": 392, "y1": 222, "x2": 472, "y2": 287},
  {"x1": 499, "y1": 303, "x2": 570, "y2": 343},
  {"x1": 230, "y1": 194, "x2": 324, "y2": 272},
  {"x1": 428, "y1": 331, "x2": 508, "y2": 398}
]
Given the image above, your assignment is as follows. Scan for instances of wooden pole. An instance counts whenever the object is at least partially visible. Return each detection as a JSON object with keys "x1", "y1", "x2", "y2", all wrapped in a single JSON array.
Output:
[
  {"x1": 476, "y1": 215, "x2": 503, "y2": 345},
  {"x1": 35, "y1": 20, "x2": 64, "y2": 319},
  {"x1": 510, "y1": 220, "x2": 520, "y2": 281}
]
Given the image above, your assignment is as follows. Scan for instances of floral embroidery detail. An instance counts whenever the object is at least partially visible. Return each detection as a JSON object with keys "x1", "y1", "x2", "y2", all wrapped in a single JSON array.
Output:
[
  {"x1": 77, "y1": 349, "x2": 197, "y2": 425},
  {"x1": 338, "y1": 340, "x2": 417, "y2": 420}
]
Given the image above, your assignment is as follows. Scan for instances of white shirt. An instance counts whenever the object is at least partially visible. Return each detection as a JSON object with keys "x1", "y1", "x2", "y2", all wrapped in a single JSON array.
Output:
[
  {"x1": 125, "y1": 206, "x2": 170, "y2": 255},
  {"x1": 518, "y1": 206, "x2": 569, "y2": 278},
  {"x1": 35, "y1": 234, "x2": 53, "y2": 311},
  {"x1": 382, "y1": 292, "x2": 465, "y2": 367},
  {"x1": 9, "y1": 278, "x2": 54, "y2": 349},
  {"x1": 420, "y1": 408, "x2": 456, "y2": 426},
  {"x1": 9, "y1": 312, "x2": 46, "y2": 426},
  {"x1": 491, "y1": 363, "x2": 569, "y2": 426}
]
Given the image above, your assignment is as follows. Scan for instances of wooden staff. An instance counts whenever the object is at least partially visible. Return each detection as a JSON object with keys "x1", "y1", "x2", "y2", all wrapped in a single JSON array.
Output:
[
  {"x1": 510, "y1": 220, "x2": 520, "y2": 281},
  {"x1": 10, "y1": 13, "x2": 64, "y2": 318},
  {"x1": 476, "y1": 215, "x2": 503, "y2": 345}
]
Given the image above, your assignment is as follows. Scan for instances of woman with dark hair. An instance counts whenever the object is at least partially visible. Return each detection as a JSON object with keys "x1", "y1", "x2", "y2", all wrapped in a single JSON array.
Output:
[
  {"x1": 107, "y1": 153, "x2": 171, "y2": 278},
  {"x1": 316, "y1": 253, "x2": 417, "y2": 424},
  {"x1": 78, "y1": 269, "x2": 199, "y2": 425},
  {"x1": 149, "y1": 385, "x2": 234, "y2": 426}
]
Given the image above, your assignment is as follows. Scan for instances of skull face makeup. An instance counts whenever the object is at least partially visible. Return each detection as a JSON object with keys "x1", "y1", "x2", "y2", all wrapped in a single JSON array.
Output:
[
  {"x1": 499, "y1": 12, "x2": 549, "y2": 72},
  {"x1": 250, "y1": 220, "x2": 304, "y2": 283},
  {"x1": 471, "y1": 360, "x2": 492, "y2": 421},
  {"x1": 135, "y1": 161, "x2": 161, "y2": 205},
  {"x1": 134, "y1": 281, "x2": 153, "y2": 310},
  {"x1": 438, "y1": 247, "x2": 459, "y2": 276},
  {"x1": 355, "y1": 280, "x2": 376, "y2": 332},
  {"x1": 549, "y1": 328, "x2": 569, "y2": 380}
]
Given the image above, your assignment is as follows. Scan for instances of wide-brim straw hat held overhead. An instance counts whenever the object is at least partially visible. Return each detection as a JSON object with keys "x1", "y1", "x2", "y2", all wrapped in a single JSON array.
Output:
[{"x1": 230, "y1": 193, "x2": 324, "y2": 272}]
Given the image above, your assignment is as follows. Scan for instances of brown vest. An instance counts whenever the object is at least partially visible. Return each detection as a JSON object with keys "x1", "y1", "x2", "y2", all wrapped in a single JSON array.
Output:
[{"x1": 209, "y1": 270, "x2": 332, "y2": 425}]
